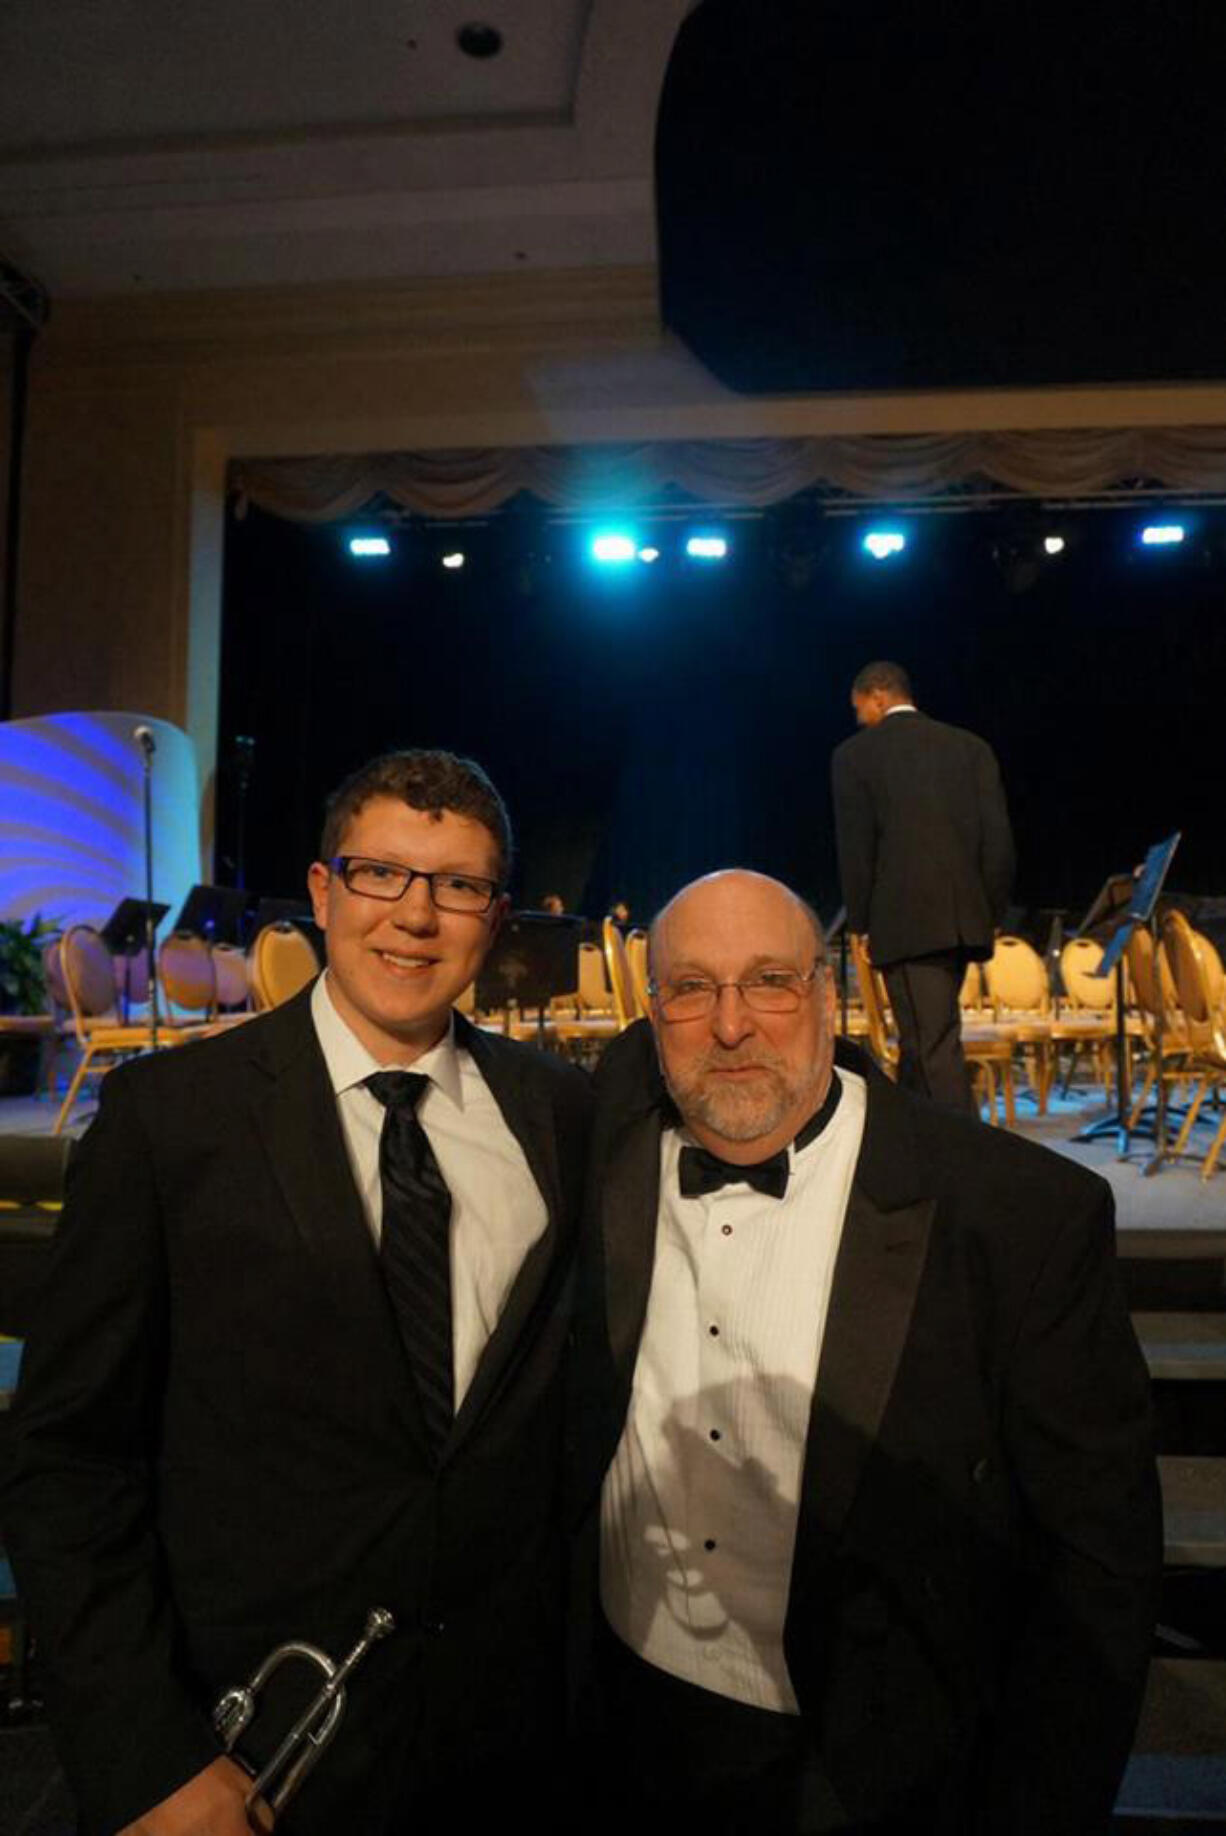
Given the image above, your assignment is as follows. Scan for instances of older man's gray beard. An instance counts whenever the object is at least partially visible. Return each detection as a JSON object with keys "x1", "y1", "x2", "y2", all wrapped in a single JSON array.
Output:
[{"x1": 664, "y1": 1045, "x2": 824, "y2": 1144}]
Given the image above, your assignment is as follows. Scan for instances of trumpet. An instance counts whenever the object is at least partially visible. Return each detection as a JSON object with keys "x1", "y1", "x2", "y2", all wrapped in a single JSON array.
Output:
[{"x1": 212, "y1": 1607, "x2": 395, "y2": 1831}]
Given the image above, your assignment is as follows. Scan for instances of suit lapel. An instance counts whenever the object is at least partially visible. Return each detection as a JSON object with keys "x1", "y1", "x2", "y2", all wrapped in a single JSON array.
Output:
[
  {"x1": 792, "y1": 1067, "x2": 935, "y2": 1593},
  {"x1": 445, "y1": 1018, "x2": 565, "y2": 1448},
  {"x1": 245, "y1": 987, "x2": 430, "y2": 1451}
]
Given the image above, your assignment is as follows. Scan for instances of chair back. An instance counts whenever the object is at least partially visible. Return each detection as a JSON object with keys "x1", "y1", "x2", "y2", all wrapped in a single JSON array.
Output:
[
  {"x1": 602, "y1": 918, "x2": 636, "y2": 1030},
  {"x1": 1125, "y1": 924, "x2": 1178, "y2": 1021},
  {"x1": 249, "y1": 922, "x2": 320, "y2": 1010},
  {"x1": 848, "y1": 934, "x2": 896, "y2": 1072},
  {"x1": 983, "y1": 935, "x2": 1050, "y2": 1014},
  {"x1": 159, "y1": 931, "x2": 216, "y2": 1018},
  {"x1": 1060, "y1": 936, "x2": 1116, "y2": 1012},
  {"x1": 453, "y1": 979, "x2": 476, "y2": 1017},
  {"x1": 625, "y1": 929, "x2": 650, "y2": 1018},
  {"x1": 576, "y1": 941, "x2": 612, "y2": 1014},
  {"x1": 1161, "y1": 911, "x2": 1215, "y2": 1034},
  {"x1": 42, "y1": 938, "x2": 69, "y2": 1015},
  {"x1": 959, "y1": 961, "x2": 985, "y2": 1011},
  {"x1": 211, "y1": 942, "x2": 251, "y2": 1011},
  {"x1": 60, "y1": 925, "x2": 121, "y2": 1035},
  {"x1": 113, "y1": 949, "x2": 152, "y2": 1007}
]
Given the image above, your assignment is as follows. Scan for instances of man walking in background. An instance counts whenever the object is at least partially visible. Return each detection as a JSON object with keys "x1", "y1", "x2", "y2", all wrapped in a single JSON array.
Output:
[{"x1": 831, "y1": 661, "x2": 1014, "y2": 1109}]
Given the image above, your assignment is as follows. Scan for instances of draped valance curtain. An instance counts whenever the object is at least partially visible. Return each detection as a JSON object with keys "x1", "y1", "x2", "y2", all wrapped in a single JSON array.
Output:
[{"x1": 230, "y1": 427, "x2": 1226, "y2": 523}]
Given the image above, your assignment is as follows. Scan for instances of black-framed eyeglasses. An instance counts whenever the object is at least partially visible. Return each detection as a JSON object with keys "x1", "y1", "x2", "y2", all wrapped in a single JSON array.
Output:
[
  {"x1": 330, "y1": 856, "x2": 501, "y2": 914},
  {"x1": 649, "y1": 963, "x2": 824, "y2": 1022}
]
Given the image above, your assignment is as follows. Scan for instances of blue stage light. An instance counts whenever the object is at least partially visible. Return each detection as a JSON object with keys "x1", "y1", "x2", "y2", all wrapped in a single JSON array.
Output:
[
  {"x1": 862, "y1": 530, "x2": 907, "y2": 561},
  {"x1": 591, "y1": 533, "x2": 637, "y2": 564},
  {"x1": 441, "y1": 551, "x2": 465, "y2": 570},
  {"x1": 685, "y1": 534, "x2": 729, "y2": 560},
  {"x1": 1140, "y1": 523, "x2": 1186, "y2": 547},
  {"x1": 637, "y1": 546, "x2": 660, "y2": 564},
  {"x1": 348, "y1": 536, "x2": 391, "y2": 557}
]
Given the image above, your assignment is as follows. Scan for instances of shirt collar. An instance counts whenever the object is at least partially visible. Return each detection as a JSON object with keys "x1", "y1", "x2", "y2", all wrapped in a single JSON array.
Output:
[
  {"x1": 310, "y1": 972, "x2": 464, "y2": 1107},
  {"x1": 883, "y1": 702, "x2": 918, "y2": 717}
]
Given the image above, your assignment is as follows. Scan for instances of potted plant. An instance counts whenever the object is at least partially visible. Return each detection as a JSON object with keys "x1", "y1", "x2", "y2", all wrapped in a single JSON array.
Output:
[{"x1": 0, "y1": 912, "x2": 60, "y2": 1097}]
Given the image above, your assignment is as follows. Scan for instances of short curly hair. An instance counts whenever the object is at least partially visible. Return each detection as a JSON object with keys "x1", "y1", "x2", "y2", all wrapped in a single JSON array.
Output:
[{"x1": 319, "y1": 749, "x2": 512, "y2": 883}]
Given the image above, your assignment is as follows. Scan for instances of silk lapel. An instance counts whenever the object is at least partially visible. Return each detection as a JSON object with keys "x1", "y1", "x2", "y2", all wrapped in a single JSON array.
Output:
[
  {"x1": 247, "y1": 987, "x2": 430, "y2": 1451},
  {"x1": 792, "y1": 1070, "x2": 936, "y2": 1592},
  {"x1": 602, "y1": 1107, "x2": 665, "y2": 1390},
  {"x1": 445, "y1": 1017, "x2": 564, "y2": 1448}
]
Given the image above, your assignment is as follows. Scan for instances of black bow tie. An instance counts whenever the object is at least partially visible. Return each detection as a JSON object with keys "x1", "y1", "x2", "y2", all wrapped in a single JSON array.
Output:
[
  {"x1": 676, "y1": 1074, "x2": 843, "y2": 1203},
  {"x1": 678, "y1": 1144, "x2": 788, "y2": 1201}
]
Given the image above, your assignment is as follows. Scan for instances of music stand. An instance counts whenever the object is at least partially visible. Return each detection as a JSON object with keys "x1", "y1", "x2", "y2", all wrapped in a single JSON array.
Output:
[
  {"x1": 100, "y1": 898, "x2": 170, "y2": 1021},
  {"x1": 823, "y1": 906, "x2": 850, "y2": 1036},
  {"x1": 1075, "y1": 835, "x2": 1180, "y2": 1169},
  {"x1": 476, "y1": 914, "x2": 584, "y2": 1037},
  {"x1": 173, "y1": 884, "x2": 252, "y2": 945}
]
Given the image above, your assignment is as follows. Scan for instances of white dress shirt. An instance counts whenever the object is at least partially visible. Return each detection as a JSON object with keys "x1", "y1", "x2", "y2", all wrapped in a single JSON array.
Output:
[
  {"x1": 600, "y1": 1069, "x2": 867, "y2": 1712},
  {"x1": 310, "y1": 974, "x2": 548, "y2": 1407}
]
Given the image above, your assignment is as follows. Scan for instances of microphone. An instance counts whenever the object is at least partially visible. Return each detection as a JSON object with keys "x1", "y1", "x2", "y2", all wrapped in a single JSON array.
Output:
[{"x1": 133, "y1": 724, "x2": 156, "y2": 757}]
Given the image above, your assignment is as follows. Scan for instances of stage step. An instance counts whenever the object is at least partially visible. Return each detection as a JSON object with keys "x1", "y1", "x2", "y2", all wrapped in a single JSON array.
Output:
[
  {"x1": 1138, "y1": 1314, "x2": 1226, "y2": 1381},
  {"x1": 1115, "y1": 1658, "x2": 1226, "y2": 1823},
  {"x1": 1161, "y1": 1459, "x2": 1226, "y2": 1567}
]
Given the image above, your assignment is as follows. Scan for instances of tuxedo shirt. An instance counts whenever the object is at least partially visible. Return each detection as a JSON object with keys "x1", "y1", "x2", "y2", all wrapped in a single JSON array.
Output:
[
  {"x1": 312, "y1": 975, "x2": 547, "y2": 1406},
  {"x1": 601, "y1": 1071, "x2": 867, "y2": 1713}
]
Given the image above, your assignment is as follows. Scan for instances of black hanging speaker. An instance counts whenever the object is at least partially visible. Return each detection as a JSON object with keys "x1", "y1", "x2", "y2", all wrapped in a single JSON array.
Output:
[{"x1": 655, "y1": 0, "x2": 1226, "y2": 394}]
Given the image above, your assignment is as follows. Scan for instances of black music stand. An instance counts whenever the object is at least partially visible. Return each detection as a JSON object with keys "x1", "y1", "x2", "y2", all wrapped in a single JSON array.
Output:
[
  {"x1": 476, "y1": 914, "x2": 584, "y2": 1038},
  {"x1": 101, "y1": 897, "x2": 169, "y2": 1021},
  {"x1": 173, "y1": 884, "x2": 252, "y2": 945},
  {"x1": 1075, "y1": 835, "x2": 1180, "y2": 1168},
  {"x1": 823, "y1": 906, "x2": 850, "y2": 1036}
]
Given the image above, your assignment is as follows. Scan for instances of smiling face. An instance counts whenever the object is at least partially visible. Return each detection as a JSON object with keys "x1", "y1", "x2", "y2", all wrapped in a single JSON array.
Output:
[
  {"x1": 307, "y1": 795, "x2": 505, "y2": 1063},
  {"x1": 649, "y1": 870, "x2": 835, "y2": 1163}
]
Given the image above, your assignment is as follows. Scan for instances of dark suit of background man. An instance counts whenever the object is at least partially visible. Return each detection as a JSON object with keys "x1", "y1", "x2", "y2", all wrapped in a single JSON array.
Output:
[
  {"x1": 4, "y1": 750, "x2": 590, "y2": 1836},
  {"x1": 571, "y1": 869, "x2": 1159, "y2": 1835},
  {"x1": 830, "y1": 660, "x2": 1015, "y2": 1110}
]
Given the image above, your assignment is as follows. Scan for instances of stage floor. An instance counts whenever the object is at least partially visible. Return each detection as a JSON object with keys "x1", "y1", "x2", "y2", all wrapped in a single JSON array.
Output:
[{"x1": 5, "y1": 1082, "x2": 1225, "y2": 1239}]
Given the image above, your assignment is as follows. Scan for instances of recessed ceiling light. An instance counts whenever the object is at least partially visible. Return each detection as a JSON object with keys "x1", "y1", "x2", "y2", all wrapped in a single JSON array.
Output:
[{"x1": 457, "y1": 23, "x2": 503, "y2": 58}]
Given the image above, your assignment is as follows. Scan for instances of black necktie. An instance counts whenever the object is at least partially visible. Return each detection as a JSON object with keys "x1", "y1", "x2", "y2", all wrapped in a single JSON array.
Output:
[
  {"x1": 366, "y1": 1071, "x2": 454, "y2": 1451},
  {"x1": 676, "y1": 1073, "x2": 844, "y2": 1203}
]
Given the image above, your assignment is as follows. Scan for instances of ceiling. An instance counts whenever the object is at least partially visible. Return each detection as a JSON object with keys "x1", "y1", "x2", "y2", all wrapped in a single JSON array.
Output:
[{"x1": 0, "y1": 0, "x2": 693, "y2": 298}]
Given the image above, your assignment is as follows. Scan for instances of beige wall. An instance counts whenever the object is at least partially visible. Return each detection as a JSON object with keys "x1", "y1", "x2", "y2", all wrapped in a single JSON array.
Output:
[{"x1": 15, "y1": 262, "x2": 1226, "y2": 854}]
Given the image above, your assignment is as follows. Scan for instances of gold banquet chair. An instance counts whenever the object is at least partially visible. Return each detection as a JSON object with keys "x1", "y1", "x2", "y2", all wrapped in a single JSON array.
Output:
[
  {"x1": 158, "y1": 931, "x2": 218, "y2": 1027},
  {"x1": 602, "y1": 918, "x2": 638, "y2": 1031},
  {"x1": 625, "y1": 929, "x2": 651, "y2": 1019},
  {"x1": 982, "y1": 934, "x2": 1054, "y2": 1110},
  {"x1": 851, "y1": 935, "x2": 1015, "y2": 1124},
  {"x1": 249, "y1": 922, "x2": 321, "y2": 1011},
  {"x1": 212, "y1": 941, "x2": 252, "y2": 1013},
  {"x1": 53, "y1": 923, "x2": 185, "y2": 1134},
  {"x1": 1161, "y1": 912, "x2": 1226, "y2": 1178},
  {"x1": 1126, "y1": 923, "x2": 1191, "y2": 1128}
]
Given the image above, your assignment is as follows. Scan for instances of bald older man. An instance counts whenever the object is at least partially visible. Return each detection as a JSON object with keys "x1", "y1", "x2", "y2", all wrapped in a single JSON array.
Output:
[{"x1": 570, "y1": 871, "x2": 1159, "y2": 1836}]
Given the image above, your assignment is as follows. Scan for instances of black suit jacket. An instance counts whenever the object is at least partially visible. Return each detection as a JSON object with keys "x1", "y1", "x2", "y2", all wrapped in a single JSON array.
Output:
[
  {"x1": 3, "y1": 989, "x2": 591, "y2": 1836},
  {"x1": 570, "y1": 1023, "x2": 1160, "y2": 1835},
  {"x1": 831, "y1": 710, "x2": 1015, "y2": 966}
]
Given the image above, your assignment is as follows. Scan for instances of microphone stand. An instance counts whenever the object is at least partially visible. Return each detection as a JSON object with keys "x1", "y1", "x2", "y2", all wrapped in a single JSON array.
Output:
[{"x1": 135, "y1": 726, "x2": 160, "y2": 1049}]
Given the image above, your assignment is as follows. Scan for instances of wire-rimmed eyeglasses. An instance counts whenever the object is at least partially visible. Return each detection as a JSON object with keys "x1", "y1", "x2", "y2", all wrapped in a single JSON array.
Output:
[
  {"x1": 329, "y1": 855, "x2": 501, "y2": 914},
  {"x1": 648, "y1": 964, "x2": 824, "y2": 1022}
]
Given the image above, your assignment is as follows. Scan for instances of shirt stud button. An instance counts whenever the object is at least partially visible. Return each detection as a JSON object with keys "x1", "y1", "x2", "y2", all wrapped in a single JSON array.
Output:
[
  {"x1": 721, "y1": 1224, "x2": 733, "y2": 1237},
  {"x1": 709, "y1": 1429, "x2": 722, "y2": 1441}
]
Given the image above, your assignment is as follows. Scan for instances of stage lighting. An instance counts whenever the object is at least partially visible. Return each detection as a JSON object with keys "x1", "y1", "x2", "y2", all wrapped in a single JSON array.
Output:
[
  {"x1": 1140, "y1": 523, "x2": 1186, "y2": 546},
  {"x1": 441, "y1": 552, "x2": 465, "y2": 570},
  {"x1": 685, "y1": 534, "x2": 729, "y2": 560},
  {"x1": 1043, "y1": 536, "x2": 1066, "y2": 556},
  {"x1": 591, "y1": 533, "x2": 637, "y2": 564},
  {"x1": 862, "y1": 530, "x2": 906, "y2": 560},
  {"x1": 637, "y1": 546, "x2": 660, "y2": 564},
  {"x1": 348, "y1": 536, "x2": 391, "y2": 558}
]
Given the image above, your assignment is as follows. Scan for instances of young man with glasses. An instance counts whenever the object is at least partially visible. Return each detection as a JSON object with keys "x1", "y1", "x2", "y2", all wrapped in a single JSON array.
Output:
[
  {"x1": 570, "y1": 868, "x2": 1158, "y2": 1836},
  {"x1": 6, "y1": 750, "x2": 590, "y2": 1836}
]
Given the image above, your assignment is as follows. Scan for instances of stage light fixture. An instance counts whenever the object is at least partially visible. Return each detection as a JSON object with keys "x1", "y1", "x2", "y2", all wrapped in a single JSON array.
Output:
[
  {"x1": 685, "y1": 534, "x2": 729, "y2": 560},
  {"x1": 862, "y1": 530, "x2": 906, "y2": 560},
  {"x1": 348, "y1": 536, "x2": 391, "y2": 557},
  {"x1": 441, "y1": 552, "x2": 466, "y2": 570},
  {"x1": 1043, "y1": 536, "x2": 1066, "y2": 556},
  {"x1": 637, "y1": 546, "x2": 660, "y2": 563},
  {"x1": 591, "y1": 533, "x2": 637, "y2": 564},
  {"x1": 1140, "y1": 523, "x2": 1186, "y2": 546}
]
